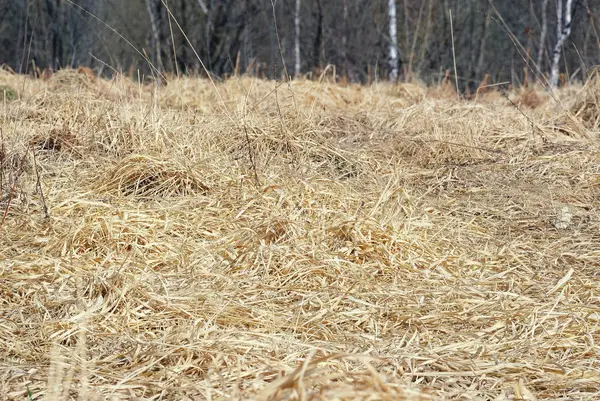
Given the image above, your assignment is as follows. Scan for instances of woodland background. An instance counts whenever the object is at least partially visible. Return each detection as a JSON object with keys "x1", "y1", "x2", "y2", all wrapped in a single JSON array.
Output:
[{"x1": 0, "y1": 0, "x2": 595, "y2": 90}]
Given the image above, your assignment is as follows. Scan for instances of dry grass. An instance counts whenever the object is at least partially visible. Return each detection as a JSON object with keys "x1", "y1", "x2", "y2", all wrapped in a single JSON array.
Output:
[{"x1": 0, "y1": 69, "x2": 599, "y2": 401}]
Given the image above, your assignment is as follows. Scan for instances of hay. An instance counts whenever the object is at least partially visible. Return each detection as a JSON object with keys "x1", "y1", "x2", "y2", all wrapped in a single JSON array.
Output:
[
  {"x1": 0, "y1": 72, "x2": 599, "y2": 401},
  {"x1": 570, "y1": 74, "x2": 600, "y2": 131},
  {"x1": 0, "y1": 85, "x2": 18, "y2": 102},
  {"x1": 97, "y1": 154, "x2": 210, "y2": 198}
]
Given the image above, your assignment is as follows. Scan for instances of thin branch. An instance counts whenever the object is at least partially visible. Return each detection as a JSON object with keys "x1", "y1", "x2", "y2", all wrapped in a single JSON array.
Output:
[
  {"x1": 0, "y1": 148, "x2": 29, "y2": 229},
  {"x1": 449, "y1": 9, "x2": 459, "y2": 98},
  {"x1": 32, "y1": 146, "x2": 49, "y2": 219},
  {"x1": 196, "y1": 0, "x2": 208, "y2": 14}
]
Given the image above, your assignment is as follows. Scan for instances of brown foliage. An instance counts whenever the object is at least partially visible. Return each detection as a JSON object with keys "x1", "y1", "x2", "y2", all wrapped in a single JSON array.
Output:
[
  {"x1": 41, "y1": 67, "x2": 53, "y2": 81},
  {"x1": 519, "y1": 89, "x2": 546, "y2": 109},
  {"x1": 30, "y1": 124, "x2": 80, "y2": 154},
  {"x1": 76, "y1": 66, "x2": 96, "y2": 81},
  {"x1": 476, "y1": 73, "x2": 492, "y2": 96}
]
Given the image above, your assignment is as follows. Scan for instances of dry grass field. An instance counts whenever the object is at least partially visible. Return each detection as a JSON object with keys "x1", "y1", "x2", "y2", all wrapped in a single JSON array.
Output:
[{"x1": 0, "y1": 69, "x2": 599, "y2": 400}]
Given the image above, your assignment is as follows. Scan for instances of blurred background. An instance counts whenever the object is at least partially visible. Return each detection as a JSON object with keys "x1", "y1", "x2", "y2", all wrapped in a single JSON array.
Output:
[{"x1": 0, "y1": 0, "x2": 595, "y2": 90}]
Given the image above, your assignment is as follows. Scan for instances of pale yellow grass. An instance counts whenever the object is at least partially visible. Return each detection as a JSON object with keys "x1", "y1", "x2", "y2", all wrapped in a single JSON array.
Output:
[{"x1": 0, "y1": 69, "x2": 599, "y2": 401}]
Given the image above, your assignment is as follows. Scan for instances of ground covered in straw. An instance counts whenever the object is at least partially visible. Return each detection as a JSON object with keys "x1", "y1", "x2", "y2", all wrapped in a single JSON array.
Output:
[{"x1": 0, "y1": 69, "x2": 599, "y2": 400}]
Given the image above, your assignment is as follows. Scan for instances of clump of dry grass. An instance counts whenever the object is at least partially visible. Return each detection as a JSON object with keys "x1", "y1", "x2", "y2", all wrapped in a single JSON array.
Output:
[
  {"x1": 0, "y1": 84, "x2": 18, "y2": 102},
  {"x1": 97, "y1": 154, "x2": 210, "y2": 198},
  {"x1": 47, "y1": 69, "x2": 97, "y2": 91},
  {"x1": 30, "y1": 124, "x2": 80, "y2": 154},
  {"x1": 0, "y1": 70, "x2": 599, "y2": 401},
  {"x1": 570, "y1": 72, "x2": 600, "y2": 130}
]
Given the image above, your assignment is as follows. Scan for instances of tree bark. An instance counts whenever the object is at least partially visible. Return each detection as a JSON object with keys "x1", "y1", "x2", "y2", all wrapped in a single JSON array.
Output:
[
  {"x1": 196, "y1": 0, "x2": 208, "y2": 14},
  {"x1": 403, "y1": 0, "x2": 409, "y2": 52},
  {"x1": 475, "y1": 4, "x2": 491, "y2": 79},
  {"x1": 417, "y1": 0, "x2": 433, "y2": 73},
  {"x1": 294, "y1": 0, "x2": 301, "y2": 76},
  {"x1": 550, "y1": 0, "x2": 574, "y2": 88},
  {"x1": 313, "y1": 0, "x2": 324, "y2": 70},
  {"x1": 45, "y1": 0, "x2": 63, "y2": 70},
  {"x1": 536, "y1": 0, "x2": 549, "y2": 72},
  {"x1": 16, "y1": 0, "x2": 28, "y2": 72},
  {"x1": 206, "y1": 0, "x2": 213, "y2": 72},
  {"x1": 342, "y1": 0, "x2": 348, "y2": 77},
  {"x1": 145, "y1": 0, "x2": 163, "y2": 70},
  {"x1": 388, "y1": 0, "x2": 399, "y2": 82}
]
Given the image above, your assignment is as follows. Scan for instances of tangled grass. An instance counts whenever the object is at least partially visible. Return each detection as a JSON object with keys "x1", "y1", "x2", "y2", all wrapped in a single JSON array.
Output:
[{"x1": 0, "y1": 69, "x2": 599, "y2": 400}]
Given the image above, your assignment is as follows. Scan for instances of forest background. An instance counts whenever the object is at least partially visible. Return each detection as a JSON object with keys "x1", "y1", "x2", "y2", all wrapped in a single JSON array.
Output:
[{"x1": 0, "y1": 1, "x2": 593, "y2": 90}]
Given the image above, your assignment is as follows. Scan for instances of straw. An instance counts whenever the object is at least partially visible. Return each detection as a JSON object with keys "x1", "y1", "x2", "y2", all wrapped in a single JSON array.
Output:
[{"x1": 0, "y1": 71, "x2": 598, "y2": 400}]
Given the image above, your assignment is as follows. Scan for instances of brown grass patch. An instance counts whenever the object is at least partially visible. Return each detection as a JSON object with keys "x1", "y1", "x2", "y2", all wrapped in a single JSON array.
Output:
[
  {"x1": 0, "y1": 73, "x2": 598, "y2": 401},
  {"x1": 97, "y1": 154, "x2": 210, "y2": 198},
  {"x1": 30, "y1": 124, "x2": 80, "y2": 154}
]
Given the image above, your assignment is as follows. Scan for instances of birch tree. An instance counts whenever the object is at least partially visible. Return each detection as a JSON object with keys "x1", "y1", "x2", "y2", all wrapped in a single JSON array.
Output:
[
  {"x1": 388, "y1": 0, "x2": 399, "y2": 82},
  {"x1": 196, "y1": 0, "x2": 209, "y2": 14},
  {"x1": 294, "y1": 0, "x2": 301, "y2": 76},
  {"x1": 0, "y1": 0, "x2": 594, "y2": 86},
  {"x1": 550, "y1": 0, "x2": 574, "y2": 88}
]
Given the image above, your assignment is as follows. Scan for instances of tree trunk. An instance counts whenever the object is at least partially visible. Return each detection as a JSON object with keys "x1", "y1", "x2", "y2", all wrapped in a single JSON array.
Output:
[
  {"x1": 550, "y1": 0, "x2": 574, "y2": 88},
  {"x1": 67, "y1": 6, "x2": 77, "y2": 67},
  {"x1": 342, "y1": 0, "x2": 348, "y2": 77},
  {"x1": 407, "y1": 0, "x2": 425, "y2": 80},
  {"x1": 145, "y1": 0, "x2": 162, "y2": 70},
  {"x1": 475, "y1": 5, "x2": 491, "y2": 79},
  {"x1": 294, "y1": 0, "x2": 301, "y2": 76},
  {"x1": 243, "y1": 0, "x2": 253, "y2": 72},
  {"x1": 467, "y1": 2, "x2": 477, "y2": 80},
  {"x1": 536, "y1": 0, "x2": 549, "y2": 72},
  {"x1": 177, "y1": 0, "x2": 190, "y2": 72},
  {"x1": 196, "y1": 0, "x2": 208, "y2": 14},
  {"x1": 417, "y1": 0, "x2": 433, "y2": 73},
  {"x1": 207, "y1": 0, "x2": 216, "y2": 72},
  {"x1": 82, "y1": 0, "x2": 96, "y2": 67},
  {"x1": 388, "y1": 0, "x2": 399, "y2": 82},
  {"x1": 403, "y1": 0, "x2": 409, "y2": 52},
  {"x1": 313, "y1": 0, "x2": 324, "y2": 70},
  {"x1": 16, "y1": 0, "x2": 28, "y2": 72},
  {"x1": 45, "y1": 0, "x2": 62, "y2": 70}
]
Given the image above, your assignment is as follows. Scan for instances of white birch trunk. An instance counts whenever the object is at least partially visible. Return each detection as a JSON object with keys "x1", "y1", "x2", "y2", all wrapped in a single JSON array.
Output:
[
  {"x1": 550, "y1": 0, "x2": 574, "y2": 88},
  {"x1": 388, "y1": 0, "x2": 399, "y2": 82},
  {"x1": 196, "y1": 0, "x2": 208, "y2": 14},
  {"x1": 294, "y1": 0, "x2": 301, "y2": 76}
]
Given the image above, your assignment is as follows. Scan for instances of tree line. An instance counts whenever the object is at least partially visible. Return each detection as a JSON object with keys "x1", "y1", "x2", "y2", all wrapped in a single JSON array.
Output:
[{"x1": 0, "y1": 0, "x2": 595, "y2": 90}]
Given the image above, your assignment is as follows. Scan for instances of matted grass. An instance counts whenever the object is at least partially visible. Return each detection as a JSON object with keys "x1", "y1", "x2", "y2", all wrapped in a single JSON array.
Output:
[{"x1": 0, "y1": 69, "x2": 599, "y2": 400}]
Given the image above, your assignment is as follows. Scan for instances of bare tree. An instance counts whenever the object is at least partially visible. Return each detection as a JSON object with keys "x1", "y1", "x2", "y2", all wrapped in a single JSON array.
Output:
[
  {"x1": 536, "y1": 0, "x2": 549, "y2": 73},
  {"x1": 417, "y1": 0, "x2": 433, "y2": 73},
  {"x1": 388, "y1": 0, "x2": 399, "y2": 82},
  {"x1": 313, "y1": 0, "x2": 324, "y2": 70},
  {"x1": 550, "y1": 0, "x2": 574, "y2": 88},
  {"x1": 0, "y1": 0, "x2": 597, "y2": 87},
  {"x1": 146, "y1": 0, "x2": 163, "y2": 70},
  {"x1": 196, "y1": 0, "x2": 208, "y2": 14},
  {"x1": 45, "y1": 0, "x2": 65, "y2": 70},
  {"x1": 342, "y1": 0, "x2": 349, "y2": 77},
  {"x1": 475, "y1": 4, "x2": 492, "y2": 78},
  {"x1": 294, "y1": 0, "x2": 301, "y2": 76}
]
